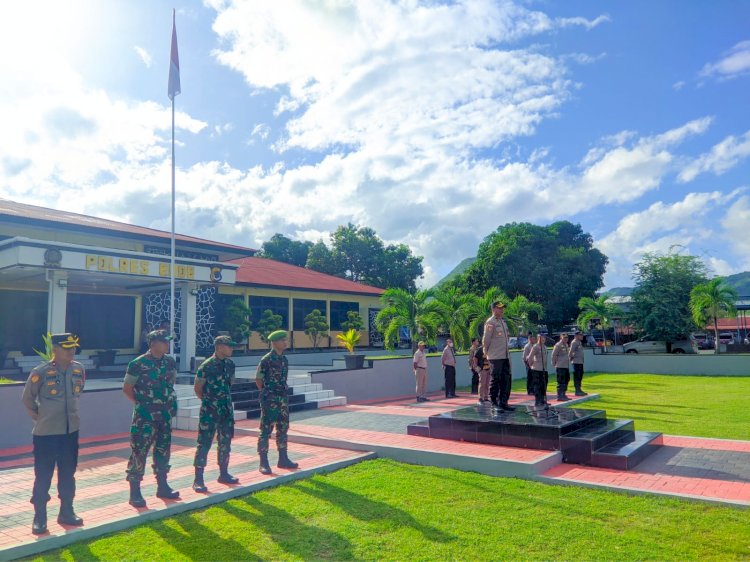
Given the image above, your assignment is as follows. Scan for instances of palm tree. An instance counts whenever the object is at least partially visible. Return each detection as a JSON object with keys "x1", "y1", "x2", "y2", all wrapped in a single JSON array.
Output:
[
  {"x1": 576, "y1": 294, "x2": 621, "y2": 352},
  {"x1": 689, "y1": 278, "x2": 738, "y2": 355},
  {"x1": 467, "y1": 287, "x2": 509, "y2": 342},
  {"x1": 375, "y1": 288, "x2": 443, "y2": 351},
  {"x1": 431, "y1": 287, "x2": 478, "y2": 351},
  {"x1": 504, "y1": 295, "x2": 544, "y2": 337}
]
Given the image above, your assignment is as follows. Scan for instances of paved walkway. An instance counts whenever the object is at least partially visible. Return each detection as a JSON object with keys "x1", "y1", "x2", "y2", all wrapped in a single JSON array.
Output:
[
  {"x1": 0, "y1": 431, "x2": 373, "y2": 561},
  {"x1": 3, "y1": 389, "x2": 749, "y2": 559}
]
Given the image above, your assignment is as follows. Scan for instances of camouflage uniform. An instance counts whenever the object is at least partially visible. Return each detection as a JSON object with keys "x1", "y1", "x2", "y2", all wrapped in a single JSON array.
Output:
[
  {"x1": 124, "y1": 352, "x2": 177, "y2": 482},
  {"x1": 193, "y1": 355, "x2": 235, "y2": 468},
  {"x1": 256, "y1": 350, "x2": 289, "y2": 454}
]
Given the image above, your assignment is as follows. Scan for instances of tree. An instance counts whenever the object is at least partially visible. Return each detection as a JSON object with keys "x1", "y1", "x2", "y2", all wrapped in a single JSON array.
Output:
[
  {"x1": 505, "y1": 295, "x2": 544, "y2": 337},
  {"x1": 306, "y1": 224, "x2": 424, "y2": 290},
  {"x1": 304, "y1": 309, "x2": 330, "y2": 350},
  {"x1": 432, "y1": 286, "x2": 478, "y2": 351},
  {"x1": 576, "y1": 295, "x2": 620, "y2": 351},
  {"x1": 257, "y1": 309, "x2": 283, "y2": 344},
  {"x1": 222, "y1": 299, "x2": 252, "y2": 343},
  {"x1": 459, "y1": 221, "x2": 608, "y2": 329},
  {"x1": 340, "y1": 310, "x2": 364, "y2": 332},
  {"x1": 689, "y1": 278, "x2": 738, "y2": 354},
  {"x1": 375, "y1": 288, "x2": 443, "y2": 351},
  {"x1": 629, "y1": 251, "x2": 708, "y2": 343},
  {"x1": 258, "y1": 234, "x2": 312, "y2": 267}
]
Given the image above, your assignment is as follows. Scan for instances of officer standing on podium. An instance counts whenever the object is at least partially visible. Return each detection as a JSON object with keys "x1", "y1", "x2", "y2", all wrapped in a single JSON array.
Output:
[
  {"x1": 22, "y1": 333, "x2": 86, "y2": 535},
  {"x1": 482, "y1": 301, "x2": 515, "y2": 411}
]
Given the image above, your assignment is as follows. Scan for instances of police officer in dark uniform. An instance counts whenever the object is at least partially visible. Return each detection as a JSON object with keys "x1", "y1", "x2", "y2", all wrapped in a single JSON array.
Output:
[
  {"x1": 256, "y1": 330, "x2": 299, "y2": 475},
  {"x1": 122, "y1": 329, "x2": 180, "y2": 507},
  {"x1": 192, "y1": 335, "x2": 239, "y2": 493},
  {"x1": 22, "y1": 333, "x2": 86, "y2": 535}
]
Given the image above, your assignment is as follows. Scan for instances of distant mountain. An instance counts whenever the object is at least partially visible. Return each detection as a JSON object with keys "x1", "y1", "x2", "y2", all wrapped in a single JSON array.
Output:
[
  {"x1": 604, "y1": 287, "x2": 633, "y2": 297},
  {"x1": 724, "y1": 271, "x2": 750, "y2": 295},
  {"x1": 433, "y1": 257, "x2": 476, "y2": 288}
]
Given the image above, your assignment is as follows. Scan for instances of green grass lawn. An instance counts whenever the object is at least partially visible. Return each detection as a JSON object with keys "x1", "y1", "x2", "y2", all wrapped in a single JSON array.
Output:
[
  {"x1": 0, "y1": 377, "x2": 18, "y2": 385},
  {"x1": 29, "y1": 459, "x2": 750, "y2": 562},
  {"x1": 513, "y1": 373, "x2": 750, "y2": 441}
]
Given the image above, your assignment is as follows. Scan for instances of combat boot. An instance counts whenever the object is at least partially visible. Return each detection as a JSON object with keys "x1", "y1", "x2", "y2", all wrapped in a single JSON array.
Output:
[
  {"x1": 155, "y1": 474, "x2": 180, "y2": 499},
  {"x1": 192, "y1": 468, "x2": 208, "y2": 493},
  {"x1": 57, "y1": 500, "x2": 84, "y2": 526},
  {"x1": 128, "y1": 480, "x2": 147, "y2": 508},
  {"x1": 217, "y1": 463, "x2": 239, "y2": 484},
  {"x1": 31, "y1": 502, "x2": 47, "y2": 535},
  {"x1": 277, "y1": 448, "x2": 299, "y2": 469},
  {"x1": 258, "y1": 452, "x2": 272, "y2": 475}
]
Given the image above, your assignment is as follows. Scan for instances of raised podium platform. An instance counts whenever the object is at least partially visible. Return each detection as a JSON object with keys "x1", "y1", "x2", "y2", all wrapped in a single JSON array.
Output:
[{"x1": 407, "y1": 404, "x2": 662, "y2": 470}]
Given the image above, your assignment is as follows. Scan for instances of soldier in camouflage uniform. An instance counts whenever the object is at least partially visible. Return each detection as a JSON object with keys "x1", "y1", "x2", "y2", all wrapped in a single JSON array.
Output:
[
  {"x1": 255, "y1": 330, "x2": 299, "y2": 474},
  {"x1": 122, "y1": 330, "x2": 180, "y2": 507},
  {"x1": 192, "y1": 335, "x2": 239, "y2": 493}
]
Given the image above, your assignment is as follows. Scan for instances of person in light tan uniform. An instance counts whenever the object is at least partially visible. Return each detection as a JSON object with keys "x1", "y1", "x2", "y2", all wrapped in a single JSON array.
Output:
[
  {"x1": 482, "y1": 301, "x2": 514, "y2": 411},
  {"x1": 22, "y1": 333, "x2": 86, "y2": 535},
  {"x1": 527, "y1": 332, "x2": 549, "y2": 407},
  {"x1": 569, "y1": 330, "x2": 588, "y2": 396},
  {"x1": 551, "y1": 333, "x2": 571, "y2": 401}
]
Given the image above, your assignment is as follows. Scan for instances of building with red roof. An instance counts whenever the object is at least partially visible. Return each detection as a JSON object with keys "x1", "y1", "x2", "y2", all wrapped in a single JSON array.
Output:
[{"x1": 0, "y1": 199, "x2": 385, "y2": 370}]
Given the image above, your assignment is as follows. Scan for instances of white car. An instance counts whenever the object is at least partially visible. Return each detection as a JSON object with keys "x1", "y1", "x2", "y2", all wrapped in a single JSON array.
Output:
[{"x1": 623, "y1": 337, "x2": 697, "y2": 354}]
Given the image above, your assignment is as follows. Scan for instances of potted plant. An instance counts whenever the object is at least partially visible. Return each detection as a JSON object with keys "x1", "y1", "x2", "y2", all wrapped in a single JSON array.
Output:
[
  {"x1": 337, "y1": 328, "x2": 365, "y2": 369},
  {"x1": 223, "y1": 299, "x2": 252, "y2": 349}
]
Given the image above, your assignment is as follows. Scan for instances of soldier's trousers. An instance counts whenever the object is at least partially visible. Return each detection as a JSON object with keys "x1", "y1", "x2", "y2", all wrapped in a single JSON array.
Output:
[
  {"x1": 257, "y1": 393, "x2": 289, "y2": 454},
  {"x1": 556, "y1": 367, "x2": 570, "y2": 396},
  {"x1": 526, "y1": 366, "x2": 533, "y2": 394},
  {"x1": 531, "y1": 370, "x2": 547, "y2": 405},
  {"x1": 443, "y1": 365, "x2": 456, "y2": 397},
  {"x1": 573, "y1": 363, "x2": 585, "y2": 390},
  {"x1": 126, "y1": 417, "x2": 172, "y2": 482},
  {"x1": 194, "y1": 408, "x2": 234, "y2": 468},
  {"x1": 470, "y1": 370, "x2": 479, "y2": 394},
  {"x1": 489, "y1": 359, "x2": 511, "y2": 406},
  {"x1": 31, "y1": 431, "x2": 79, "y2": 505}
]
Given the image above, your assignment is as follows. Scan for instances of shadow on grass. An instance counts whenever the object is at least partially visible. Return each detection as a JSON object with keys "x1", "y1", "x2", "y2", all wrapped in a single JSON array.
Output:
[
  {"x1": 150, "y1": 513, "x2": 264, "y2": 562},
  {"x1": 221, "y1": 495, "x2": 356, "y2": 560},
  {"x1": 297, "y1": 478, "x2": 454, "y2": 544},
  {"x1": 33, "y1": 539, "x2": 100, "y2": 562}
]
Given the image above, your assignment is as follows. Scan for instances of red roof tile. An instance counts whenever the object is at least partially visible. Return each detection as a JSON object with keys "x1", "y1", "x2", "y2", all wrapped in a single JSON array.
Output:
[
  {"x1": 0, "y1": 198, "x2": 254, "y2": 255},
  {"x1": 229, "y1": 256, "x2": 385, "y2": 295}
]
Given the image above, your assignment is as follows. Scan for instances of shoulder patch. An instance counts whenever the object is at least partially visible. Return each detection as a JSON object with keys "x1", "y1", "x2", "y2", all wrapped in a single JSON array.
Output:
[
  {"x1": 72, "y1": 369, "x2": 81, "y2": 374},
  {"x1": 30, "y1": 374, "x2": 39, "y2": 383}
]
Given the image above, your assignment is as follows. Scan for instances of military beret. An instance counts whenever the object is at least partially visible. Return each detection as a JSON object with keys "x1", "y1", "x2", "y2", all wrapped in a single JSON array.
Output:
[
  {"x1": 267, "y1": 330, "x2": 288, "y2": 342},
  {"x1": 51, "y1": 333, "x2": 80, "y2": 348},
  {"x1": 214, "y1": 335, "x2": 237, "y2": 347},
  {"x1": 147, "y1": 330, "x2": 174, "y2": 343},
  {"x1": 492, "y1": 301, "x2": 505, "y2": 309}
]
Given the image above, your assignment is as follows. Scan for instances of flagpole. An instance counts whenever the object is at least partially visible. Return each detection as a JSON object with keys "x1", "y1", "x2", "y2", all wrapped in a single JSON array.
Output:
[{"x1": 170, "y1": 94, "x2": 176, "y2": 356}]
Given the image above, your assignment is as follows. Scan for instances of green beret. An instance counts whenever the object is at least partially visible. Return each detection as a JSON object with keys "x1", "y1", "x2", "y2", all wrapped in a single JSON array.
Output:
[{"x1": 267, "y1": 330, "x2": 288, "y2": 342}]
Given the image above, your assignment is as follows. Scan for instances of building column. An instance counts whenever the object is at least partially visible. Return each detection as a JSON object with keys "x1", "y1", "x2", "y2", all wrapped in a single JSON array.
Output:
[
  {"x1": 46, "y1": 270, "x2": 68, "y2": 334},
  {"x1": 179, "y1": 282, "x2": 198, "y2": 372}
]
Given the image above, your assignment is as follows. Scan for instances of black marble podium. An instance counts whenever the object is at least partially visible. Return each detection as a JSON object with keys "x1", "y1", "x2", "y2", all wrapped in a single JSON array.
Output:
[{"x1": 407, "y1": 404, "x2": 662, "y2": 470}]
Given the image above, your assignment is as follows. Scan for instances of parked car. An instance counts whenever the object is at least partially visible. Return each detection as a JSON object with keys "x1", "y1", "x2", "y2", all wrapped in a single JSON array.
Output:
[
  {"x1": 623, "y1": 337, "x2": 697, "y2": 354},
  {"x1": 718, "y1": 332, "x2": 735, "y2": 345},
  {"x1": 692, "y1": 333, "x2": 715, "y2": 350}
]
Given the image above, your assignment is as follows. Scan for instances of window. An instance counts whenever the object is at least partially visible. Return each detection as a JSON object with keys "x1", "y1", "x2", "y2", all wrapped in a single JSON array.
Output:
[
  {"x1": 330, "y1": 301, "x2": 359, "y2": 331},
  {"x1": 67, "y1": 294, "x2": 136, "y2": 349},
  {"x1": 0, "y1": 290, "x2": 47, "y2": 353},
  {"x1": 249, "y1": 296, "x2": 289, "y2": 329},
  {"x1": 292, "y1": 299, "x2": 327, "y2": 330}
]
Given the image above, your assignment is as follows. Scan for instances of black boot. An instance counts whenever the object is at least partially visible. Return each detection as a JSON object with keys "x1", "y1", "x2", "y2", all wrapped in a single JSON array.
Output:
[
  {"x1": 128, "y1": 480, "x2": 147, "y2": 508},
  {"x1": 277, "y1": 449, "x2": 299, "y2": 469},
  {"x1": 155, "y1": 474, "x2": 180, "y2": 499},
  {"x1": 31, "y1": 502, "x2": 47, "y2": 535},
  {"x1": 192, "y1": 467, "x2": 208, "y2": 493},
  {"x1": 57, "y1": 500, "x2": 83, "y2": 526},
  {"x1": 217, "y1": 463, "x2": 239, "y2": 484},
  {"x1": 258, "y1": 452, "x2": 272, "y2": 475}
]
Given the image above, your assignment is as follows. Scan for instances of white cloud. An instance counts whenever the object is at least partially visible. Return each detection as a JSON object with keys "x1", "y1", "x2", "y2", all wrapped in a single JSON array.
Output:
[
  {"x1": 556, "y1": 15, "x2": 611, "y2": 30},
  {"x1": 134, "y1": 46, "x2": 153, "y2": 68},
  {"x1": 699, "y1": 40, "x2": 750, "y2": 81},
  {"x1": 678, "y1": 130, "x2": 750, "y2": 183},
  {"x1": 722, "y1": 195, "x2": 750, "y2": 271},
  {"x1": 672, "y1": 80, "x2": 686, "y2": 91}
]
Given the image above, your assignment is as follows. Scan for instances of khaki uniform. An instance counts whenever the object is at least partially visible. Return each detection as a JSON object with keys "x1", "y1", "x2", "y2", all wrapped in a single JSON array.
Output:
[
  {"x1": 552, "y1": 341, "x2": 571, "y2": 399},
  {"x1": 527, "y1": 342, "x2": 548, "y2": 405},
  {"x1": 22, "y1": 360, "x2": 86, "y2": 505},
  {"x1": 569, "y1": 339, "x2": 586, "y2": 393},
  {"x1": 482, "y1": 315, "x2": 512, "y2": 406},
  {"x1": 413, "y1": 349, "x2": 428, "y2": 400}
]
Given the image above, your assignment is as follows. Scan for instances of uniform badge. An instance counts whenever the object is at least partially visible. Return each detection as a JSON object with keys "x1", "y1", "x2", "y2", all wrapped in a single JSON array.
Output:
[
  {"x1": 50, "y1": 389, "x2": 58, "y2": 395},
  {"x1": 73, "y1": 369, "x2": 81, "y2": 374},
  {"x1": 75, "y1": 386, "x2": 81, "y2": 393},
  {"x1": 47, "y1": 381, "x2": 56, "y2": 386},
  {"x1": 31, "y1": 375, "x2": 39, "y2": 383},
  {"x1": 47, "y1": 370, "x2": 56, "y2": 375}
]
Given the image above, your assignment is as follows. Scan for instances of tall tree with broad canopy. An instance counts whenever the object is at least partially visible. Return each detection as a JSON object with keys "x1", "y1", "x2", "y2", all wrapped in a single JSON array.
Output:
[
  {"x1": 630, "y1": 251, "x2": 708, "y2": 344},
  {"x1": 458, "y1": 221, "x2": 607, "y2": 329},
  {"x1": 689, "y1": 278, "x2": 738, "y2": 354},
  {"x1": 257, "y1": 233, "x2": 312, "y2": 267}
]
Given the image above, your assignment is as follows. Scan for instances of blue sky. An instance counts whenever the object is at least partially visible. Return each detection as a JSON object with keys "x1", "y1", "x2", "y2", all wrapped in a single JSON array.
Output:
[{"x1": 1, "y1": 1, "x2": 749, "y2": 288}]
